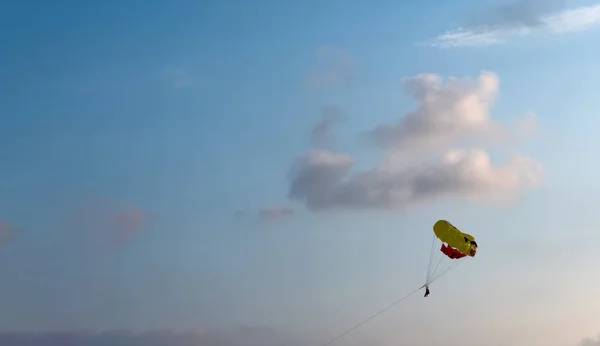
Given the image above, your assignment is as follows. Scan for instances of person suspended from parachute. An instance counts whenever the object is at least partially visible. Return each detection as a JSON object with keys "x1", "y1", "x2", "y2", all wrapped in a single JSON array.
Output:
[{"x1": 423, "y1": 220, "x2": 478, "y2": 297}]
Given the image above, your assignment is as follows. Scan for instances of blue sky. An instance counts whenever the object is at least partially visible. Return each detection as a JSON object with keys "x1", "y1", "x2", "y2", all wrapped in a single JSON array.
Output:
[{"x1": 1, "y1": 0, "x2": 600, "y2": 345}]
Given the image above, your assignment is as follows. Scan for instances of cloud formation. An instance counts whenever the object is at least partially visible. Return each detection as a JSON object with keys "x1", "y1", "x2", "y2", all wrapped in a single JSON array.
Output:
[
  {"x1": 306, "y1": 45, "x2": 356, "y2": 87},
  {"x1": 428, "y1": 3, "x2": 600, "y2": 48},
  {"x1": 288, "y1": 71, "x2": 542, "y2": 212},
  {"x1": 370, "y1": 71, "x2": 504, "y2": 151}
]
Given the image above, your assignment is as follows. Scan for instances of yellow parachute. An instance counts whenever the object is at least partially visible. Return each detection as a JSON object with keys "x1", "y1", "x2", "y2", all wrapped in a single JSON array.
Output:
[
  {"x1": 425, "y1": 220, "x2": 477, "y2": 287},
  {"x1": 433, "y1": 220, "x2": 477, "y2": 257}
]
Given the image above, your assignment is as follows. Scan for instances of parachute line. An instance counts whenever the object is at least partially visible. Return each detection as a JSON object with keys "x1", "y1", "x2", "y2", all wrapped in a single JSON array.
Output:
[
  {"x1": 430, "y1": 260, "x2": 463, "y2": 283},
  {"x1": 318, "y1": 286, "x2": 423, "y2": 346},
  {"x1": 425, "y1": 226, "x2": 467, "y2": 287},
  {"x1": 425, "y1": 233, "x2": 437, "y2": 284}
]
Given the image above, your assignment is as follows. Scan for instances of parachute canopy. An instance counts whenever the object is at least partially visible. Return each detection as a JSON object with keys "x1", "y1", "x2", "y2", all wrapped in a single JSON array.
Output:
[
  {"x1": 433, "y1": 220, "x2": 477, "y2": 257},
  {"x1": 425, "y1": 220, "x2": 477, "y2": 286}
]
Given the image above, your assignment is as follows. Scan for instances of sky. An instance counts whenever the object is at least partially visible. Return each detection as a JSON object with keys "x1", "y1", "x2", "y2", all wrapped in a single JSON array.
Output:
[{"x1": 1, "y1": 0, "x2": 600, "y2": 345}]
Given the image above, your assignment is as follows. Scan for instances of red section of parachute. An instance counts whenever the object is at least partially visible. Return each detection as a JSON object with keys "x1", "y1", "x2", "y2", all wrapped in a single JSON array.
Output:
[{"x1": 440, "y1": 243, "x2": 466, "y2": 259}]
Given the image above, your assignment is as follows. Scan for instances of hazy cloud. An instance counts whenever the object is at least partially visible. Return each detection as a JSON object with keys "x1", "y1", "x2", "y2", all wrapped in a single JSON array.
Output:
[
  {"x1": 0, "y1": 220, "x2": 21, "y2": 246},
  {"x1": 0, "y1": 327, "x2": 299, "y2": 346},
  {"x1": 310, "y1": 105, "x2": 346, "y2": 148},
  {"x1": 513, "y1": 111, "x2": 540, "y2": 139},
  {"x1": 581, "y1": 334, "x2": 600, "y2": 346},
  {"x1": 232, "y1": 210, "x2": 246, "y2": 220},
  {"x1": 112, "y1": 207, "x2": 150, "y2": 244},
  {"x1": 306, "y1": 45, "x2": 356, "y2": 87},
  {"x1": 288, "y1": 71, "x2": 542, "y2": 212},
  {"x1": 164, "y1": 67, "x2": 193, "y2": 88},
  {"x1": 70, "y1": 196, "x2": 152, "y2": 246},
  {"x1": 466, "y1": 0, "x2": 564, "y2": 29},
  {"x1": 259, "y1": 207, "x2": 295, "y2": 222},
  {"x1": 428, "y1": 3, "x2": 600, "y2": 48}
]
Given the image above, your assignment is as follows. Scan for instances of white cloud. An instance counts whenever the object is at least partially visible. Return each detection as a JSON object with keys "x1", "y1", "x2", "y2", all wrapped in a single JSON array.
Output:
[
  {"x1": 370, "y1": 71, "x2": 506, "y2": 152},
  {"x1": 287, "y1": 71, "x2": 542, "y2": 212},
  {"x1": 429, "y1": 4, "x2": 600, "y2": 48},
  {"x1": 544, "y1": 4, "x2": 600, "y2": 33}
]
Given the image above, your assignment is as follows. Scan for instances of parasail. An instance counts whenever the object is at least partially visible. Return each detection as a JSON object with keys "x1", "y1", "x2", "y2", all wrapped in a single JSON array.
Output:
[{"x1": 424, "y1": 220, "x2": 477, "y2": 288}]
